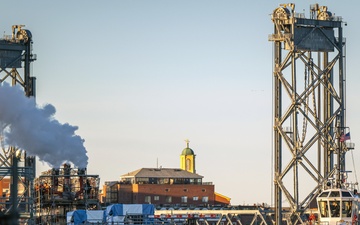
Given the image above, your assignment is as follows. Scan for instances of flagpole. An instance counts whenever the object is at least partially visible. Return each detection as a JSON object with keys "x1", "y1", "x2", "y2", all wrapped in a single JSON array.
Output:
[{"x1": 337, "y1": 118, "x2": 342, "y2": 188}]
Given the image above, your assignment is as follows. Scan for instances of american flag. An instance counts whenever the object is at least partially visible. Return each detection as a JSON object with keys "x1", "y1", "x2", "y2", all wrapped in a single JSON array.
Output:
[{"x1": 340, "y1": 132, "x2": 351, "y2": 142}]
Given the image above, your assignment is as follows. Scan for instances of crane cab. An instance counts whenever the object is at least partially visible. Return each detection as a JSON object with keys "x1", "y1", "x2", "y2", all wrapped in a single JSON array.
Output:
[{"x1": 317, "y1": 188, "x2": 358, "y2": 225}]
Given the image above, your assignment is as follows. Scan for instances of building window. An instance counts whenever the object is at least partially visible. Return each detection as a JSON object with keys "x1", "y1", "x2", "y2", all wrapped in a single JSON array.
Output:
[
  {"x1": 145, "y1": 196, "x2": 151, "y2": 203},
  {"x1": 149, "y1": 178, "x2": 158, "y2": 184},
  {"x1": 121, "y1": 178, "x2": 133, "y2": 184},
  {"x1": 165, "y1": 196, "x2": 172, "y2": 203},
  {"x1": 154, "y1": 196, "x2": 160, "y2": 201},
  {"x1": 181, "y1": 196, "x2": 188, "y2": 203},
  {"x1": 159, "y1": 178, "x2": 169, "y2": 184},
  {"x1": 136, "y1": 177, "x2": 149, "y2": 184},
  {"x1": 202, "y1": 196, "x2": 208, "y2": 203},
  {"x1": 193, "y1": 196, "x2": 198, "y2": 201}
]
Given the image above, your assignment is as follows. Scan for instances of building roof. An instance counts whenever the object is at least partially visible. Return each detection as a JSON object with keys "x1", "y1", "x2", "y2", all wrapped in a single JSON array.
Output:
[
  {"x1": 120, "y1": 168, "x2": 203, "y2": 179},
  {"x1": 215, "y1": 192, "x2": 231, "y2": 201}
]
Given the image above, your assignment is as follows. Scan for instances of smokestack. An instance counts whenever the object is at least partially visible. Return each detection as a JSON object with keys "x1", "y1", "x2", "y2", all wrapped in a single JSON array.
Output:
[
  {"x1": 63, "y1": 163, "x2": 71, "y2": 193},
  {"x1": 78, "y1": 168, "x2": 86, "y2": 196},
  {"x1": 52, "y1": 168, "x2": 59, "y2": 188}
]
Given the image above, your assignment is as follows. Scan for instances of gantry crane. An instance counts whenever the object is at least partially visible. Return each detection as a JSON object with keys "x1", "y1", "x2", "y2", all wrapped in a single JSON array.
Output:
[
  {"x1": 0, "y1": 25, "x2": 37, "y2": 224},
  {"x1": 269, "y1": 3, "x2": 354, "y2": 225}
]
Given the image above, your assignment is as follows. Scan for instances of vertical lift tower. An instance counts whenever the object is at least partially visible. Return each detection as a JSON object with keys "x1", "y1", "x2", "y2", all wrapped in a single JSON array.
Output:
[
  {"x1": 269, "y1": 4, "x2": 353, "y2": 224},
  {"x1": 0, "y1": 25, "x2": 36, "y2": 223}
]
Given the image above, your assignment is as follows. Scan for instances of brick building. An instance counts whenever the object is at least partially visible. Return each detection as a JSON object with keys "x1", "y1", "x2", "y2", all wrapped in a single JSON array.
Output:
[{"x1": 102, "y1": 141, "x2": 230, "y2": 207}]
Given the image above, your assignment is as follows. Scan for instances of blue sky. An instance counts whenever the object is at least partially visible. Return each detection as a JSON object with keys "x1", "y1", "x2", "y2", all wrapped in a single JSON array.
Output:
[{"x1": 1, "y1": 1, "x2": 360, "y2": 205}]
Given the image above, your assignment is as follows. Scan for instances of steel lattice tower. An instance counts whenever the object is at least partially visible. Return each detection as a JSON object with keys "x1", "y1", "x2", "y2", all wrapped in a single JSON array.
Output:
[
  {"x1": 0, "y1": 25, "x2": 37, "y2": 224},
  {"x1": 269, "y1": 4, "x2": 352, "y2": 225}
]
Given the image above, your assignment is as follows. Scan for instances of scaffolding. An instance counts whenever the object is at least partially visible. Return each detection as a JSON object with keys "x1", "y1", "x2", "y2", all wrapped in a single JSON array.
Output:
[{"x1": 35, "y1": 164, "x2": 100, "y2": 224}]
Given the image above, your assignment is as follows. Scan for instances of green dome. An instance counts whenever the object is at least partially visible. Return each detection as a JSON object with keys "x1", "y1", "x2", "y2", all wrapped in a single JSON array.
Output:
[{"x1": 181, "y1": 147, "x2": 194, "y2": 155}]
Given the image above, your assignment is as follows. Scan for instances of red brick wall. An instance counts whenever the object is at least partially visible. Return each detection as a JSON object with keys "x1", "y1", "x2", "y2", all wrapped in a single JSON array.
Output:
[
  {"x1": 116, "y1": 184, "x2": 215, "y2": 206},
  {"x1": 118, "y1": 184, "x2": 133, "y2": 204}
]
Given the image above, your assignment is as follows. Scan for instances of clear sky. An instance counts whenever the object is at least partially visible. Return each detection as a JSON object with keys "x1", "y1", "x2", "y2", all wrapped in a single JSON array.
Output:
[{"x1": 1, "y1": 1, "x2": 360, "y2": 206}]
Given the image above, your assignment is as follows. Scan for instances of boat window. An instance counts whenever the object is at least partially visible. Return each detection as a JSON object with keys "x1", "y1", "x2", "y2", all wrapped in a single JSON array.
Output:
[
  {"x1": 330, "y1": 191, "x2": 340, "y2": 197},
  {"x1": 330, "y1": 200, "x2": 340, "y2": 217},
  {"x1": 342, "y1": 191, "x2": 352, "y2": 197},
  {"x1": 319, "y1": 191, "x2": 329, "y2": 197},
  {"x1": 318, "y1": 201, "x2": 329, "y2": 217},
  {"x1": 342, "y1": 201, "x2": 352, "y2": 218}
]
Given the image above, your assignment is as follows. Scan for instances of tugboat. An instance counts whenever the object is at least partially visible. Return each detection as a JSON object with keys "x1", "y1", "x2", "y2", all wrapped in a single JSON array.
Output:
[
  {"x1": 316, "y1": 128, "x2": 359, "y2": 225},
  {"x1": 316, "y1": 184, "x2": 358, "y2": 225},
  {"x1": 315, "y1": 117, "x2": 360, "y2": 225}
]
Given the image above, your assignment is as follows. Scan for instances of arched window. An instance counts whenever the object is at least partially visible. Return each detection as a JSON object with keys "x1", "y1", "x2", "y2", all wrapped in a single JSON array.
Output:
[{"x1": 186, "y1": 158, "x2": 191, "y2": 171}]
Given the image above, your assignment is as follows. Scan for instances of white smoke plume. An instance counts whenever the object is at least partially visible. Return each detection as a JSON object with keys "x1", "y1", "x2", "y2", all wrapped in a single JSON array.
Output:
[{"x1": 0, "y1": 82, "x2": 88, "y2": 168}]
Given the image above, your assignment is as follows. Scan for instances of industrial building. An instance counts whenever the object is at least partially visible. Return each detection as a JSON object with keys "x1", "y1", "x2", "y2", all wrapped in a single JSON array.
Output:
[
  {"x1": 102, "y1": 141, "x2": 231, "y2": 207},
  {"x1": 34, "y1": 164, "x2": 101, "y2": 224}
]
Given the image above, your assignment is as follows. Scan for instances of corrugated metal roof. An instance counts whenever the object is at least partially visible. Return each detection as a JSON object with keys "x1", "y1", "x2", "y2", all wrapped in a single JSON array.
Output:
[{"x1": 120, "y1": 168, "x2": 203, "y2": 179}]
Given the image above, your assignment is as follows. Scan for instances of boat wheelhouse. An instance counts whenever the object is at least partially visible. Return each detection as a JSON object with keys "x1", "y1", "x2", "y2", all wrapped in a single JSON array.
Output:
[{"x1": 317, "y1": 188, "x2": 359, "y2": 225}]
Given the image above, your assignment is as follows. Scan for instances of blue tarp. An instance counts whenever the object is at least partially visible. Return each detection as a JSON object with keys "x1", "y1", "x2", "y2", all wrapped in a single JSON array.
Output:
[
  {"x1": 106, "y1": 204, "x2": 154, "y2": 216},
  {"x1": 66, "y1": 205, "x2": 154, "y2": 224},
  {"x1": 67, "y1": 210, "x2": 105, "y2": 224},
  {"x1": 67, "y1": 210, "x2": 87, "y2": 225},
  {"x1": 105, "y1": 204, "x2": 155, "y2": 224}
]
